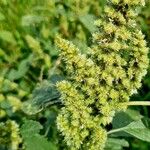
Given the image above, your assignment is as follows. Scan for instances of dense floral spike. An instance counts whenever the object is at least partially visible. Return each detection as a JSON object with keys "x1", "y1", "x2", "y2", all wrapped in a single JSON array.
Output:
[
  {"x1": 56, "y1": 81, "x2": 107, "y2": 150},
  {"x1": 91, "y1": 0, "x2": 149, "y2": 110},
  {"x1": 0, "y1": 120, "x2": 22, "y2": 150},
  {"x1": 56, "y1": 0, "x2": 149, "y2": 149}
]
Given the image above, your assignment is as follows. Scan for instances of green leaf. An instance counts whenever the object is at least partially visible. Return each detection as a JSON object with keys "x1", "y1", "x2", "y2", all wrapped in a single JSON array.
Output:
[
  {"x1": 112, "y1": 109, "x2": 143, "y2": 129},
  {"x1": 123, "y1": 120, "x2": 150, "y2": 142},
  {"x1": 0, "y1": 12, "x2": 5, "y2": 21},
  {"x1": 73, "y1": 39, "x2": 89, "y2": 53},
  {"x1": 31, "y1": 80, "x2": 61, "y2": 106},
  {"x1": 20, "y1": 120, "x2": 57, "y2": 150},
  {"x1": 7, "y1": 55, "x2": 33, "y2": 80},
  {"x1": 111, "y1": 109, "x2": 143, "y2": 137},
  {"x1": 105, "y1": 138, "x2": 129, "y2": 150},
  {"x1": 22, "y1": 80, "x2": 61, "y2": 114},
  {"x1": 17, "y1": 55, "x2": 33, "y2": 76},
  {"x1": 0, "y1": 30, "x2": 16, "y2": 44},
  {"x1": 21, "y1": 120, "x2": 42, "y2": 136},
  {"x1": 49, "y1": 74, "x2": 64, "y2": 84},
  {"x1": 111, "y1": 110, "x2": 150, "y2": 143},
  {"x1": 21, "y1": 15, "x2": 44, "y2": 26},
  {"x1": 109, "y1": 119, "x2": 150, "y2": 143},
  {"x1": 79, "y1": 14, "x2": 97, "y2": 33}
]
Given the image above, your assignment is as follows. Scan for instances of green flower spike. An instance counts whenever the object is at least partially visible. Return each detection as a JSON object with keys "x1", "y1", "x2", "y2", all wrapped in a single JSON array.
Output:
[
  {"x1": 0, "y1": 120, "x2": 22, "y2": 150},
  {"x1": 55, "y1": 0, "x2": 149, "y2": 149}
]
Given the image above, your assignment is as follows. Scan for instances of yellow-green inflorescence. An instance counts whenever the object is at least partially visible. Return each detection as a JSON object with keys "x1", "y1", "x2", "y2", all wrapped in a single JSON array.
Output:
[
  {"x1": 55, "y1": 0, "x2": 149, "y2": 149},
  {"x1": 0, "y1": 120, "x2": 22, "y2": 150}
]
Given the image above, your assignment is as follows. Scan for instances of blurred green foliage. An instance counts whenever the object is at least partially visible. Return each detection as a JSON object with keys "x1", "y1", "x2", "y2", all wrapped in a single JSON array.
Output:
[
  {"x1": 0, "y1": 0, "x2": 105, "y2": 149},
  {"x1": 0, "y1": 0, "x2": 150, "y2": 150},
  {"x1": 0, "y1": 0, "x2": 105, "y2": 118}
]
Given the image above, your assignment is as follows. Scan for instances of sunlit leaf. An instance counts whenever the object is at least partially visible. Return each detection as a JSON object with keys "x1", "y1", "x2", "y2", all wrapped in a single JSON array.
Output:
[{"x1": 21, "y1": 120, "x2": 57, "y2": 150}]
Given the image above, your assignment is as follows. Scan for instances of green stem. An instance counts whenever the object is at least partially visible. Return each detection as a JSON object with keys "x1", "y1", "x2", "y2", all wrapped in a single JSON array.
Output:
[
  {"x1": 125, "y1": 101, "x2": 150, "y2": 106},
  {"x1": 107, "y1": 127, "x2": 126, "y2": 135}
]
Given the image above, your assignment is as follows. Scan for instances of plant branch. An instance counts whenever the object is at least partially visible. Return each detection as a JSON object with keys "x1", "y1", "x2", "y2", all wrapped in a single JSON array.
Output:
[
  {"x1": 48, "y1": 57, "x2": 61, "y2": 78},
  {"x1": 124, "y1": 101, "x2": 150, "y2": 106}
]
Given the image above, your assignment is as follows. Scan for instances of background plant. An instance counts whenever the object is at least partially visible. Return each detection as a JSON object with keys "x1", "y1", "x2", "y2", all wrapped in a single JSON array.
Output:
[{"x1": 0, "y1": 0, "x2": 106, "y2": 149}]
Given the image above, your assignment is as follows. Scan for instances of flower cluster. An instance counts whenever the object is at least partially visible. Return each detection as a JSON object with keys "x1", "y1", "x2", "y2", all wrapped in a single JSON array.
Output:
[
  {"x1": 0, "y1": 120, "x2": 22, "y2": 150},
  {"x1": 0, "y1": 77, "x2": 23, "y2": 116},
  {"x1": 55, "y1": 0, "x2": 149, "y2": 149}
]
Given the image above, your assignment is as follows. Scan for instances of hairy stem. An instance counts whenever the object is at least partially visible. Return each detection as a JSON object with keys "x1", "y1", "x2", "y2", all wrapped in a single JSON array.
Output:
[{"x1": 125, "y1": 101, "x2": 150, "y2": 106}]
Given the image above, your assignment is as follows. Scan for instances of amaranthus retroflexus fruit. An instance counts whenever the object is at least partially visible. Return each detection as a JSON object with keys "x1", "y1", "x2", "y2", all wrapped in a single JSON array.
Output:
[{"x1": 55, "y1": 0, "x2": 149, "y2": 149}]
